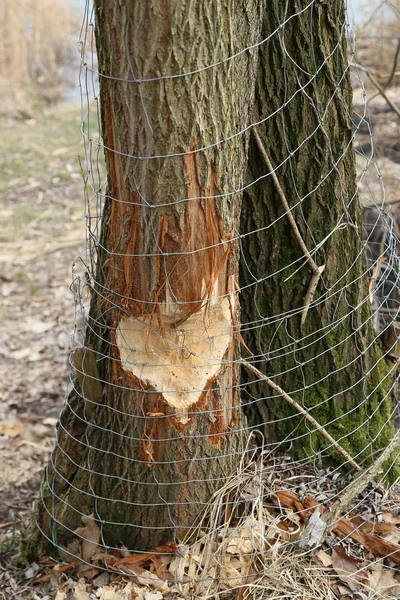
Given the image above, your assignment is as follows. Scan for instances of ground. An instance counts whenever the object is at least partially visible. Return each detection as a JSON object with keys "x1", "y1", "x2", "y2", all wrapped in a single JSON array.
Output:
[
  {"x1": 0, "y1": 102, "x2": 86, "y2": 562},
  {"x1": 0, "y1": 88, "x2": 399, "y2": 598}
]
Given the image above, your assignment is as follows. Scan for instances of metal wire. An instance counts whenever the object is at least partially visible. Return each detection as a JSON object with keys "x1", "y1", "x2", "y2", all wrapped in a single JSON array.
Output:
[{"x1": 37, "y1": 0, "x2": 400, "y2": 588}]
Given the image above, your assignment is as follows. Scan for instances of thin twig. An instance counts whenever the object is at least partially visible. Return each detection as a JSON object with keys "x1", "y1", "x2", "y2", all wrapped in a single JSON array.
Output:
[
  {"x1": 367, "y1": 72, "x2": 400, "y2": 119},
  {"x1": 251, "y1": 127, "x2": 324, "y2": 326},
  {"x1": 361, "y1": 197, "x2": 400, "y2": 209},
  {"x1": 0, "y1": 519, "x2": 21, "y2": 529},
  {"x1": 252, "y1": 127, "x2": 316, "y2": 266},
  {"x1": 355, "y1": 64, "x2": 400, "y2": 120},
  {"x1": 367, "y1": 38, "x2": 400, "y2": 104},
  {"x1": 240, "y1": 359, "x2": 361, "y2": 472},
  {"x1": 382, "y1": 38, "x2": 400, "y2": 89}
]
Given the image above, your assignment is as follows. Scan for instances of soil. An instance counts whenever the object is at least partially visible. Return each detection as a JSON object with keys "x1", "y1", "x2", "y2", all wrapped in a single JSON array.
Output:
[{"x1": 0, "y1": 103, "x2": 89, "y2": 596}]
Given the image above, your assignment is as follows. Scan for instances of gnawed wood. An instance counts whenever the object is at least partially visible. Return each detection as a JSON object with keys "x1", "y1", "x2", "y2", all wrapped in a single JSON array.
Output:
[{"x1": 116, "y1": 298, "x2": 233, "y2": 422}]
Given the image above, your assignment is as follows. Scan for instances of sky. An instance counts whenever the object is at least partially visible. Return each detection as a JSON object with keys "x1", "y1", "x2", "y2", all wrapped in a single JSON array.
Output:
[{"x1": 71, "y1": 0, "x2": 370, "y2": 23}]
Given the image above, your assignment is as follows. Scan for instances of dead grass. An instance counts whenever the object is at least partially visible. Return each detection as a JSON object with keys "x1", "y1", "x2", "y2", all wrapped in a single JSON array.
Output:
[
  {"x1": 0, "y1": 0, "x2": 79, "y2": 111},
  {"x1": 355, "y1": 1, "x2": 400, "y2": 91},
  {"x1": 3, "y1": 444, "x2": 398, "y2": 600}
]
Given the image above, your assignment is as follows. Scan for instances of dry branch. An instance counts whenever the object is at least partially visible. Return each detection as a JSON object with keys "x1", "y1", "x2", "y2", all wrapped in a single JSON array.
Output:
[
  {"x1": 367, "y1": 38, "x2": 400, "y2": 104},
  {"x1": 355, "y1": 63, "x2": 400, "y2": 120},
  {"x1": 240, "y1": 359, "x2": 361, "y2": 471},
  {"x1": 322, "y1": 428, "x2": 399, "y2": 531}
]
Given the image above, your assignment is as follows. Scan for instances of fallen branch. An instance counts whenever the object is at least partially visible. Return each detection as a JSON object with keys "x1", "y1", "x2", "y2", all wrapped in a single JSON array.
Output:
[
  {"x1": 299, "y1": 429, "x2": 397, "y2": 548},
  {"x1": 240, "y1": 359, "x2": 361, "y2": 472},
  {"x1": 0, "y1": 520, "x2": 20, "y2": 530},
  {"x1": 322, "y1": 428, "x2": 399, "y2": 531},
  {"x1": 251, "y1": 127, "x2": 324, "y2": 326}
]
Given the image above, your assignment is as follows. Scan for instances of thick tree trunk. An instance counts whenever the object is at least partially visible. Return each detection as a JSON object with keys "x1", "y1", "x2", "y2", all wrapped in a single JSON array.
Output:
[
  {"x1": 240, "y1": 1, "x2": 397, "y2": 473},
  {"x1": 33, "y1": 1, "x2": 265, "y2": 553}
]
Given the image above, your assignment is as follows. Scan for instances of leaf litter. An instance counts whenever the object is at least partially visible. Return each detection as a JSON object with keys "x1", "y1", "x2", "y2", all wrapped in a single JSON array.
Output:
[{"x1": 14, "y1": 452, "x2": 399, "y2": 600}]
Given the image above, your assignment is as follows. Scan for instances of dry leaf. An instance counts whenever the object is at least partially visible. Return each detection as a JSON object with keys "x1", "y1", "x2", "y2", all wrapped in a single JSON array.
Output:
[
  {"x1": 236, "y1": 566, "x2": 259, "y2": 600},
  {"x1": 331, "y1": 546, "x2": 367, "y2": 592},
  {"x1": 144, "y1": 593, "x2": 163, "y2": 600},
  {"x1": 112, "y1": 541, "x2": 178, "y2": 570},
  {"x1": 0, "y1": 423, "x2": 22, "y2": 438},
  {"x1": 226, "y1": 537, "x2": 252, "y2": 555},
  {"x1": 380, "y1": 511, "x2": 400, "y2": 544},
  {"x1": 53, "y1": 561, "x2": 76, "y2": 573},
  {"x1": 381, "y1": 511, "x2": 400, "y2": 527},
  {"x1": 168, "y1": 551, "x2": 190, "y2": 581},
  {"x1": 62, "y1": 540, "x2": 81, "y2": 564},
  {"x1": 93, "y1": 572, "x2": 110, "y2": 588},
  {"x1": 299, "y1": 507, "x2": 327, "y2": 548},
  {"x1": 91, "y1": 549, "x2": 118, "y2": 566},
  {"x1": 77, "y1": 565, "x2": 99, "y2": 579},
  {"x1": 96, "y1": 589, "x2": 124, "y2": 600},
  {"x1": 96, "y1": 582, "x2": 144, "y2": 600},
  {"x1": 219, "y1": 563, "x2": 242, "y2": 589},
  {"x1": 315, "y1": 550, "x2": 332, "y2": 567},
  {"x1": 334, "y1": 582, "x2": 353, "y2": 598},
  {"x1": 70, "y1": 581, "x2": 92, "y2": 600},
  {"x1": 136, "y1": 571, "x2": 170, "y2": 593},
  {"x1": 368, "y1": 564, "x2": 400, "y2": 595},
  {"x1": 74, "y1": 513, "x2": 101, "y2": 563},
  {"x1": 274, "y1": 488, "x2": 304, "y2": 514},
  {"x1": 148, "y1": 556, "x2": 171, "y2": 581},
  {"x1": 96, "y1": 587, "x2": 125, "y2": 600}
]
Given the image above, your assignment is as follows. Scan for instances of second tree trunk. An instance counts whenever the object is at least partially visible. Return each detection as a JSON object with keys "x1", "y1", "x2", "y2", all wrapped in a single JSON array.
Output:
[{"x1": 240, "y1": 1, "x2": 397, "y2": 474}]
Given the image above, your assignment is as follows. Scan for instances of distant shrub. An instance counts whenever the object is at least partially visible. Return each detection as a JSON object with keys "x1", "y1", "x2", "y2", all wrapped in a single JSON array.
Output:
[{"x1": 0, "y1": 0, "x2": 79, "y2": 111}]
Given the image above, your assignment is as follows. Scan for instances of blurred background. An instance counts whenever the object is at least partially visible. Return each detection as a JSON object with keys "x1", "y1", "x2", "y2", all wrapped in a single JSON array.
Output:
[{"x1": 0, "y1": 0, "x2": 398, "y2": 553}]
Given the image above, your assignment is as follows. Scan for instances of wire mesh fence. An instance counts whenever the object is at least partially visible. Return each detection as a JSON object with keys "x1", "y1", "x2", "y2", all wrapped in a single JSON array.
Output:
[{"x1": 35, "y1": 0, "x2": 400, "y2": 596}]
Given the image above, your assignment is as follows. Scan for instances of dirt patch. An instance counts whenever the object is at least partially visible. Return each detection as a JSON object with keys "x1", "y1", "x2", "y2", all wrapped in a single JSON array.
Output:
[
  {"x1": 0, "y1": 102, "x2": 91, "y2": 539},
  {"x1": 354, "y1": 85, "x2": 400, "y2": 206}
]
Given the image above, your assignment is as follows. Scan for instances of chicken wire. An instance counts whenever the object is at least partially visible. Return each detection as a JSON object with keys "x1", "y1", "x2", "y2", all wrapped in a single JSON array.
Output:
[{"x1": 35, "y1": 0, "x2": 400, "y2": 591}]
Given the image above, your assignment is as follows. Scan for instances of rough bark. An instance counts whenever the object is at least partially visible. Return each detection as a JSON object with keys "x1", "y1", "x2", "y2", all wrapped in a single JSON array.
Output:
[
  {"x1": 240, "y1": 1, "x2": 398, "y2": 475},
  {"x1": 33, "y1": 1, "x2": 265, "y2": 553}
]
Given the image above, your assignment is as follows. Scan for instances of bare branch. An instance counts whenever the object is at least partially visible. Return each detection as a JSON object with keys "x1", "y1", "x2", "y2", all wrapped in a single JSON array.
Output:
[{"x1": 240, "y1": 359, "x2": 361, "y2": 472}]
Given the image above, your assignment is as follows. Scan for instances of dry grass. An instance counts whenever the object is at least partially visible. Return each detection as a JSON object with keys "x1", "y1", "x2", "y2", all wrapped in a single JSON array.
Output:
[
  {"x1": 0, "y1": 0, "x2": 78, "y2": 110},
  {"x1": 354, "y1": 1, "x2": 400, "y2": 90}
]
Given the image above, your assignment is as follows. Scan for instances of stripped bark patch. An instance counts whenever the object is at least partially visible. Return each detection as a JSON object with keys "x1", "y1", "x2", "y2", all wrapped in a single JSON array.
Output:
[{"x1": 116, "y1": 299, "x2": 233, "y2": 423}]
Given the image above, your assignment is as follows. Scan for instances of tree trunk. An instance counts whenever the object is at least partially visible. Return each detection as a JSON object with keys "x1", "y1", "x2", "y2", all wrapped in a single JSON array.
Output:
[
  {"x1": 33, "y1": 1, "x2": 265, "y2": 553},
  {"x1": 240, "y1": 1, "x2": 397, "y2": 474}
]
